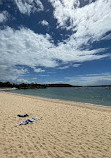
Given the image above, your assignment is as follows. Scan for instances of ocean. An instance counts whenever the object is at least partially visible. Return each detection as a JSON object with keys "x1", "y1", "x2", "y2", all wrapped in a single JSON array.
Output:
[{"x1": 5, "y1": 87, "x2": 111, "y2": 106}]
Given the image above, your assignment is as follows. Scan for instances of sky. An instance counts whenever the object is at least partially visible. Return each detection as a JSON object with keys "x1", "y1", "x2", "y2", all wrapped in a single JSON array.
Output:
[{"x1": 0, "y1": 0, "x2": 111, "y2": 86}]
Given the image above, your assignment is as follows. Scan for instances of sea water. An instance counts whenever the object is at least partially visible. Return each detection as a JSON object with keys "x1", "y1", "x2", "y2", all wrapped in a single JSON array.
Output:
[{"x1": 5, "y1": 87, "x2": 111, "y2": 106}]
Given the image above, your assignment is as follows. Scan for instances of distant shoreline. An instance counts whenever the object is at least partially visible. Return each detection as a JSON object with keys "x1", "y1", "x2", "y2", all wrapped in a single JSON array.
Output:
[
  {"x1": 0, "y1": 81, "x2": 111, "y2": 90},
  {"x1": 1, "y1": 90, "x2": 111, "y2": 112},
  {"x1": 1, "y1": 86, "x2": 111, "y2": 107}
]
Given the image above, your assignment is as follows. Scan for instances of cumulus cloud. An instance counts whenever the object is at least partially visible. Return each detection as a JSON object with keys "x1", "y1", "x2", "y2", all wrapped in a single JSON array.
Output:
[
  {"x1": 0, "y1": 26, "x2": 110, "y2": 82},
  {"x1": 0, "y1": 64, "x2": 28, "y2": 83},
  {"x1": 14, "y1": 0, "x2": 44, "y2": 15},
  {"x1": 49, "y1": 0, "x2": 111, "y2": 43},
  {"x1": 40, "y1": 20, "x2": 49, "y2": 26},
  {"x1": 0, "y1": 27, "x2": 56, "y2": 68},
  {"x1": 0, "y1": 11, "x2": 8, "y2": 23},
  {"x1": 66, "y1": 73, "x2": 111, "y2": 86},
  {"x1": 0, "y1": 0, "x2": 111, "y2": 83}
]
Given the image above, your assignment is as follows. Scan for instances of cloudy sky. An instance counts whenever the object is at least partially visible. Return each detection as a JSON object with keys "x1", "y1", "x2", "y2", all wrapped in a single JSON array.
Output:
[{"x1": 0, "y1": 0, "x2": 111, "y2": 85}]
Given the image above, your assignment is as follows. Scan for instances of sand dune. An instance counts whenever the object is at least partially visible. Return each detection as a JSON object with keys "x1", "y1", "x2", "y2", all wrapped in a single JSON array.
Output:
[{"x1": 0, "y1": 91, "x2": 111, "y2": 158}]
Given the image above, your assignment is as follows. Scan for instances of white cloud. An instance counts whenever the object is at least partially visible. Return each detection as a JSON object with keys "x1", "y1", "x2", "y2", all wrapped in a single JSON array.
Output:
[
  {"x1": 0, "y1": 64, "x2": 28, "y2": 83},
  {"x1": 101, "y1": 33, "x2": 111, "y2": 41},
  {"x1": 34, "y1": 68, "x2": 45, "y2": 72},
  {"x1": 58, "y1": 63, "x2": 81, "y2": 69},
  {"x1": 58, "y1": 65, "x2": 70, "y2": 69},
  {"x1": 0, "y1": 0, "x2": 110, "y2": 83},
  {"x1": 0, "y1": 27, "x2": 57, "y2": 68},
  {"x1": 73, "y1": 64, "x2": 81, "y2": 67},
  {"x1": 40, "y1": 20, "x2": 49, "y2": 26},
  {"x1": 66, "y1": 73, "x2": 111, "y2": 86},
  {"x1": 49, "y1": 0, "x2": 111, "y2": 42},
  {"x1": 0, "y1": 11, "x2": 8, "y2": 23},
  {"x1": 14, "y1": 0, "x2": 44, "y2": 15},
  {"x1": 0, "y1": 26, "x2": 110, "y2": 82}
]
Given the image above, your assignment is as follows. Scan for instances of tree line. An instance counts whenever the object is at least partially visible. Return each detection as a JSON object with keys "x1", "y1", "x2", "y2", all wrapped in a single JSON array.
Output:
[
  {"x1": 0, "y1": 82, "x2": 81, "y2": 89},
  {"x1": 0, "y1": 81, "x2": 110, "y2": 89},
  {"x1": 0, "y1": 82, "x2": 46, "y2": 89}
]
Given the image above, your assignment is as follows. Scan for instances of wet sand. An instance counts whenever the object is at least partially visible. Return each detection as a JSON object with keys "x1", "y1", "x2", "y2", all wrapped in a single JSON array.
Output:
[{"x1": 0, "y1": 91, "x2": 111, "y2": 158}]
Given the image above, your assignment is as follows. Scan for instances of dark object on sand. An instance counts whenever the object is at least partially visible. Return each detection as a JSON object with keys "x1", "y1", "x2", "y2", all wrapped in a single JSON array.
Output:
[
  {"x1": 16, "y1": 117, "x2": 40, "y2": 125},
  {"x1": 17, "y1": 114, "x2": 29, "y2": 117}
]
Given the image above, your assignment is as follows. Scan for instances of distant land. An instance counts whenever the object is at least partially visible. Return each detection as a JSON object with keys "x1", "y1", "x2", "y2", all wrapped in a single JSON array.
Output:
[
  {"x1": 0, "y1": 81, "x2": 111, "y2": 89},
  {"x1": 0, "y1": 82, "x2": 81, "y2": 89},
  {"x1": 45, "y1": 84, "x2": 82, "y2": 87}
]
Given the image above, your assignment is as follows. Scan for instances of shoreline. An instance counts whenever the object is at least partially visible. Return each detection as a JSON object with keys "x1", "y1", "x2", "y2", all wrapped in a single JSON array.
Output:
[
  {"x1": 0, "y1": 91, "x2": 111, "y2": 158},
  {"x1": 0, "y1": 90, "x2": 111, "y2": 112},
  {"x1": 0, "y1": 88, "x2": 17, "y2": 91},
  {"x1": 1, "y1": 87, "x2": 111, "y2": 108}
]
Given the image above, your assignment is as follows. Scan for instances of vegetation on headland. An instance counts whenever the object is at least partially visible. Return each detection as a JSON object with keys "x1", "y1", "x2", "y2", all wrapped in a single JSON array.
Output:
[
  {"x1": 0, "y1": 82, "x2": 46, "y2": 89},
  {"x1": 0, "y1": 82, "x2": 81, "y2": 89},
  {"x1": 0, "y1": 81, "x2": 111, "y2": 89}
]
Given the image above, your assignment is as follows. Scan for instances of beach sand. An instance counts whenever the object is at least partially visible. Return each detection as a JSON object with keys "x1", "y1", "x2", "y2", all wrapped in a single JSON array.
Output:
[
  {"x1": 0, "y1": 88, "x2": 17, "y2": 91},
  {"x1": 0, "y1": 91, "x2": 111, "y2": 158}
]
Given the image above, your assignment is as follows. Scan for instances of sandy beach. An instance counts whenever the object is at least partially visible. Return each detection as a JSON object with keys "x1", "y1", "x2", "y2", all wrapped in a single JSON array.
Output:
[{"x1": 0, "y1": 91, "x2": 111, "y2": 158}]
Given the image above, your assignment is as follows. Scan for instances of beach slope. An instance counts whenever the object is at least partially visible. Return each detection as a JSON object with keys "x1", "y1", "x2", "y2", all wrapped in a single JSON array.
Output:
[{"x1": 0, "y1": 91, "x2": 111, "y2": 158}]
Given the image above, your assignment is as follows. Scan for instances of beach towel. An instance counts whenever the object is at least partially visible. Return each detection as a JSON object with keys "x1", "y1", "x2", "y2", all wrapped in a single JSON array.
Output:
[{"x1": 16, "y1": 117, "x2": 40, "y2": 125}]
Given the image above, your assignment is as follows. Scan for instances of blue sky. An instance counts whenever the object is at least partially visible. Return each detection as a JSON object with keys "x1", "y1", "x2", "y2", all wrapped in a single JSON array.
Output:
[{"x1": 0, "y1": 0, "x2": 111, "y2": 85}]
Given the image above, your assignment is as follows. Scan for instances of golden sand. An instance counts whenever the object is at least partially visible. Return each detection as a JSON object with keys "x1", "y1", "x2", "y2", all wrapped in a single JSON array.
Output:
[
  {"x1": 0, "y1": 88, "x2": 17, "y2": 91},
  {"x1": 0, "y1": 91, "x2": 111, "y2": 158}
]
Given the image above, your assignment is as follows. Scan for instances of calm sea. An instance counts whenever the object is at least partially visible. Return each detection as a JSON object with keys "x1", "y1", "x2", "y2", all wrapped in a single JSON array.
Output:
[{"x1": 5, "y1": 87, "x2": 111, "y2": 106}]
